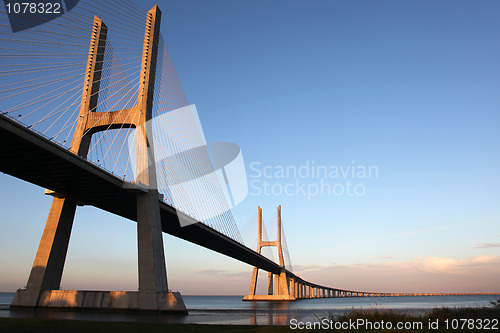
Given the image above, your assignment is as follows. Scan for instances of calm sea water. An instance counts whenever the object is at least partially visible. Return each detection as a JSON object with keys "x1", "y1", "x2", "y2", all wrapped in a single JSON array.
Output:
[{"x1": 0, "y1": 292, "x2": 498, "y2": 325}]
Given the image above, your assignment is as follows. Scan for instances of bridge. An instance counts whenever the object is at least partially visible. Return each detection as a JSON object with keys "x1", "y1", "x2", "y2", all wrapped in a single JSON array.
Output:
[
  {"x1": 0, "y1": 2, "x2": 493, "y2": 313},
  {"x1": 1, "y1": 93, "x2": 400, "y2": 310}
]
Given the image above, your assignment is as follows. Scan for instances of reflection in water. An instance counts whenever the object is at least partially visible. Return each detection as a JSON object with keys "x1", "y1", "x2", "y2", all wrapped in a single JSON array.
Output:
[
  {"x1": 249, "y1": 301, "x2": 292, "y2": 325},
  {"x1": 4, "y1": 308, "x2": 304, "y2": 326},
  {"x1": 2, "y1": 306, "x2": 324, "y2": 325}
]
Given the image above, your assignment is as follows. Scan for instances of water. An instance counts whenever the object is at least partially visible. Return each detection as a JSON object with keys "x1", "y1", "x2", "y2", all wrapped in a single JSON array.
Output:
[{"x1": 0, "y1": 292, "x2": 498, "y2": 325}]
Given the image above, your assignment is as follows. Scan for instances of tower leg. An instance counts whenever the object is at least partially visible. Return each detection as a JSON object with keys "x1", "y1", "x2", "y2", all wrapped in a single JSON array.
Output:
[
  {"x1": 267, "y1": 272, "x2": 274, "y2": 295},
  {"x1": 243, "y1": 267, "x2": 259, "y2": 301},
  {"x1": 243, "y1": 206, "x2": 296, "y2": 301},
  {"x1": 274, "y1": 273, "x2": 280, "y2": 295},
  {"x1": 12, "y1": 197, "x2": 76, "y2": 307},
  {"x1": 137, "y1": 189, "x2": 168, "y2": 309},
  {"x1": 278, "y1": 270, "x2": 290, "y2": 296}
]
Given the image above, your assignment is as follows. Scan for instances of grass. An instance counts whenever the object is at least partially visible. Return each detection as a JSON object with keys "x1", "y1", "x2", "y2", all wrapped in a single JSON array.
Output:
[{"x1": 321, "y1": 305, "x2": 500, "y2": 332}]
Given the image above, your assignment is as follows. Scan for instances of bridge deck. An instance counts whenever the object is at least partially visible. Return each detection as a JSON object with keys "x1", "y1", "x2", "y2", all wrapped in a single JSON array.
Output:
[
  {"x1": 3, "y1": 114, "x2": 497, "y2": 299},
  {"x1": 0, "y1": 114, "x2": 281, "y2": 275}
]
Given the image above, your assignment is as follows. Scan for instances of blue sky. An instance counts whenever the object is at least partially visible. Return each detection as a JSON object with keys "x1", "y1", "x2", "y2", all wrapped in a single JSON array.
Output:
[{"x1": 1, "y1": 0, "x2": 499, "y2": 294}]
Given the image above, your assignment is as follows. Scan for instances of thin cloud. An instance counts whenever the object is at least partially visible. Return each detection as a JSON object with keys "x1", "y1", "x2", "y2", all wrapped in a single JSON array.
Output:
[
  {"x1": 193, "y1": 269, "x2": 229, "y2": 275},
  {"x1": 337, "y1": 217, "x2": 500, "y2": 251},
  {"x1": 290, "y1": 255, "x2": 500, "y2": 293},
  {"x1": 394, "y1": 216, "x2": 500, "y2": 239},
  {"x1": 192, "y1": 268, "x2": 248, "y2": 279},
  {"x1": 473, "y1": 243, "x2": 500, "y2": 249},
  {"x1": 394, "y1": 225, "x2": 450, "y2": 238},
  {"x1": 292, "y1": 264, "x2": 326, "y2": 272}
]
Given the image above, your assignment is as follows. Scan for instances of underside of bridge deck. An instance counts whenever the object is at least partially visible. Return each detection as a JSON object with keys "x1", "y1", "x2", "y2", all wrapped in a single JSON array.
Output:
[{"x1": 0, "y1": 113, "x2": 281, "y2": 275}]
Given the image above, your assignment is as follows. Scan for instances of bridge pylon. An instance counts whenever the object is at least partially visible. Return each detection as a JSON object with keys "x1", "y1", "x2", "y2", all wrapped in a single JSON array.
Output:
[
  {"x1": 11, "y1": 5, "x2": 186, "y2": 313},
  {"x1": 243, "y1": 206, "x2": 296, "y2": 301}
]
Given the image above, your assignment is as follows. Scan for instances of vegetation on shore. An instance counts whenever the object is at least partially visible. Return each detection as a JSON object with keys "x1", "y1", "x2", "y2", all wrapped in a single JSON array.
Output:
[
  {"x1": 318, "y1": 301, "x2": 500, "y2": 332},
  {"x1": 327, "y1": 306, "x2": 500, "y2": 331}
]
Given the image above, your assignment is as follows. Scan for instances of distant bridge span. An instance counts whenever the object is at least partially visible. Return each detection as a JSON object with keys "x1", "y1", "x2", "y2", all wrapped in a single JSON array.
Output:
[{"x1": 2, "y1": 113, "x2": 497, "y2": 303}]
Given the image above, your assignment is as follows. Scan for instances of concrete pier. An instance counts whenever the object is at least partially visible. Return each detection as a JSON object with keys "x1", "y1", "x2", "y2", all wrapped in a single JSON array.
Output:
[
  {"x1": 11, "y1": 290, "x2": 185, "y2": 313},
  {"x1": 11, "y1": 5, "x2": 186, "y2": 314},
  {"x1": 243, "y1": 206, "x2": 296, "y2": 301}
]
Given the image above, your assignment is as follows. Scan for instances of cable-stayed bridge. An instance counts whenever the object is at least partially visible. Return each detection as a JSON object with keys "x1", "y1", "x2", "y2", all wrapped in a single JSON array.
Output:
[{"x1": 0, "y1": 2, "x2": 493, "y2": 313}]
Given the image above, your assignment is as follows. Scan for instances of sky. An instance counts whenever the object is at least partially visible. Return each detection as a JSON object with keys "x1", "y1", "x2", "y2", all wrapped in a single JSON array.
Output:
[{"x1": 0, "y1": 0, "x2": 499, "y2": 295}]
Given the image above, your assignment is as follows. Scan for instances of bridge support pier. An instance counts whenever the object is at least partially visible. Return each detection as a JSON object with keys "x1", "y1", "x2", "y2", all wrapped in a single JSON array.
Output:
[
  {"x1": 267, "y1": 272, "x2": 273, "y2": 295},
  {"x1": 136, "y1": 189, "x2": 182, "y2": 311},
  {"x1": 243, "y1": 206, "x2": 296, "y2": 301},
  {"x1": 11, "y1": 5, "x2": 186, "y2": 314},
  {"x1": 12, "y1": 197, "x2": 76, "y2": 308},
  {"x1": 244, "y1": 206, "x2": 379, "y2": 302}
]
